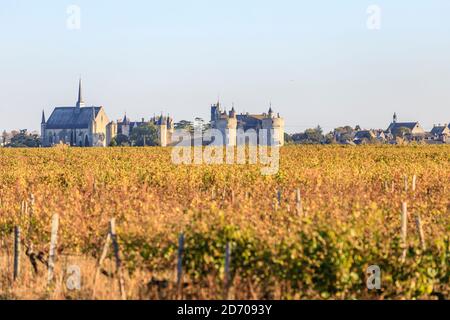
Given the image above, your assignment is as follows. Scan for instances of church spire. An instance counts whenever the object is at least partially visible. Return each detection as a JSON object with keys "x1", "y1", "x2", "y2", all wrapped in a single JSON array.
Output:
[
  {"x1": 76, "y1": 78, "x2": 85, "y2": 108},
  {"x1": 41, "y1": 110, "x2": 46, "y2": 124}
]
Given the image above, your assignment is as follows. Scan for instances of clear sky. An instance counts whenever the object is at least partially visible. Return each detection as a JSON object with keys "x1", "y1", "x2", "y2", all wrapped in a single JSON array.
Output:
[{"x1": 1, "y1": 0, "x2": 449, "y2": 133}]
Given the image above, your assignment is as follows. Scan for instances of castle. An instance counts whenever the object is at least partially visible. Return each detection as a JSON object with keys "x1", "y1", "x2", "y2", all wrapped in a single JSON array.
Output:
[
  {"x1": 106, "y1": 114, "x2": 175, "y2": 147},
  {"x1": 210, "y1": 102, "x2": 285, "y2": 146}
]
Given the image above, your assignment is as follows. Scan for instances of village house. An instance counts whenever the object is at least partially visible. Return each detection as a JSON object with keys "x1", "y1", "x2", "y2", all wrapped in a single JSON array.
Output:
[
  {"x1": 429, "y1": 124, "x2": 450, "y2": 143},
  {"x1": 353, "y1": 129, "x2": 386, "y2": 144}
]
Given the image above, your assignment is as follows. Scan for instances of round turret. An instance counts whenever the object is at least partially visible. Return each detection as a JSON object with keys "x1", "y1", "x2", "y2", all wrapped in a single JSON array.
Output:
[
  {"x1": 268, "y1": 105, "x2": 274, "y2": 118},
  {"x1": 229, "y1": 106, "x2": 236, "y2": 118},
  {"x1": 262, "y1": 108, "x2": 285, "y2": 146},
  {"x1": 271, "y1": 117, "x2": 284, "y2": 128}
]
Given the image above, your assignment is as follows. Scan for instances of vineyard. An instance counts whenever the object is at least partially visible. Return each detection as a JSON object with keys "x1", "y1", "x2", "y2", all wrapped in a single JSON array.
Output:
[{"x1": 0, "y1": 145, "x2": 449, "y2": 300}]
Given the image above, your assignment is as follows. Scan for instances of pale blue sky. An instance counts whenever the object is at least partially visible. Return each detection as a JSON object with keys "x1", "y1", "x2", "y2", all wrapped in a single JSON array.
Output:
[{"x1": 1, "y1": 0, "x2": 449, "y2": 133}]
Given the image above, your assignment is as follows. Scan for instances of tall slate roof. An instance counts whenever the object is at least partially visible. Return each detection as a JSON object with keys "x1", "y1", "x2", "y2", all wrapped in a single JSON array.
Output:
[
  {"x1": 354, "y1": 130, "x2": 376, "y2": 140},
  {"x1": 387, "y1": 122, "x2": 420, "y2": 133},
  {"x1": 236, "y1": 114, "x2": 265, "y2": 130},
  {"x1": 430, "y1": 125, "x2": 449, "y2": 136},
  {"x1": 46, "y1": 106, "x2": 101, "y2": 130}
]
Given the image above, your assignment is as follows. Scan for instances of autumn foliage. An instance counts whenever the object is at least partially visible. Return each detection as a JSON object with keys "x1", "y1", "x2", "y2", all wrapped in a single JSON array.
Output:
[{"x1": 0, "y1": 145, "x2": 448, "y2": 299}]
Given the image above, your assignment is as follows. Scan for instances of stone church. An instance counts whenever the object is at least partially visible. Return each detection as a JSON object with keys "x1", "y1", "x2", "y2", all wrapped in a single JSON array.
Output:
[{"x1": 41, "y1": 79, "x2": 110, "y2": 147}]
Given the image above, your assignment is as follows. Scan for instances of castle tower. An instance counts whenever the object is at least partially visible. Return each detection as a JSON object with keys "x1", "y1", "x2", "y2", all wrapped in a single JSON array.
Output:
[
  {"x1": 262, "y1": 106, "x2": 285, "y2": 146},
  {"x1": 158, "y1": 115, "x2": 168, "y2": 147},
  {"x1": 272, "y1": 113, "x2": 285, "y2": 146},
  {"x1": 106, "y1": 121, "x2": 117, "y2": 146},
  {"x1": 268, "y1": 104, "x2": 274, "y2": 118},
  {"x1": 227, "y1": 108, "x2": 237, "y2": 146},
  {"x1": 210, "y1": 101, "x2": 221, "y2": 125},
  {"x1": 166, "y1": 116, "x2": 174, "y2": 146},
  {"x1": 215, "y1": 109, "x2": 237, "y2": 146},
  {"x1": 121, "y1": 113, "x2": 130, "y2": 136},
  {"x1": 229, "y1": 105, "x2": 236, "y2": 118}
]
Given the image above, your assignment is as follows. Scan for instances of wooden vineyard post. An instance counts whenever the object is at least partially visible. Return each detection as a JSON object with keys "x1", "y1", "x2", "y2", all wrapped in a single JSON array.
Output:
[
  {"x1": 271, "y1": 190, "x2": 280, "y2": 212},
  {"x1": 224, "y1": 242, "x2": 231, "y2": 300},
  {"x1": 177, "y1": 233, "x2": 185, "y2": 299},
  {"x1": 93, "y1": 177, "x2": 97, "y2": 194},
  {"x1": 110, "y1": 218, "x2": 126, "y2": 300},
  {"x1": 13, "y1": 226, "x2": 21, "y2": 281},
  {"x1": 27, "y1": 194, "x2": 35, "y2": 247},
  {"x1": 26, "y1": 194, "x2": 36, "y2": 270},
  {"x1": 296, "y1": 188, "x2": 304, "y2": 217},
  {"x1": 401, "y1": 202, "x2": 408, "y2": 263},
  {"x1": 404, "y1": 176, "x2": 409, "y2": 193},
  {"x1": 27, "y1": 194, "x2": 35, "y2": 244},
  {"x1": 273, "y1": 200, "x2": 278, "y2": 212},
  {"x1": 277, "y1": 190, "x2": 282, "y2": 206},
  {"x1": 47, "y1": 214, "x2": 59, "y2": 286},
  {"x1": 415, "y1": 214, "x2": 426, "y2": 251},
  {"x1": 28, "y1": 194, "x2": 35, "y2": 235},
  {"x1": 92, "y1": 232, "x2": 112, "y2": 298},
  {"x1": 412, "y1": 175, "x2": 417, "y2": 192}
]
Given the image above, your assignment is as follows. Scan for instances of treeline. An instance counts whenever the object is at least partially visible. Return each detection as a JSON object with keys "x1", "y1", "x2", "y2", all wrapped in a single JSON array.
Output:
[
  {"x1": 109, "y1": 123, "x2": 160, "y2": 147},
  {"x1": 285, "y1": 125, "x2": 388, "y2": 145},
  {"x1": 1, "y1": 130, "x2": 41, "y2": 148},
  {"x1": 1, "y1": 122, "x2": 421, "y2": 148}
]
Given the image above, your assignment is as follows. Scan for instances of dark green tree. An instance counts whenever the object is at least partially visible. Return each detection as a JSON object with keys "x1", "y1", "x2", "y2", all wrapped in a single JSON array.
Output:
[
  {"x1": 2, "y1": 130, "x2": 8, "y2": 146},
  {"x1": 175, "y1": 120, "x2": 194, "y2": 134},
  {"x1": 7, "y1": 130, "x2": 41, "y2": 148},
  {"x1": 291, "y1": 126, "x2": 324, "y2": 144},
  {"x1": 324, "y1": 132, "x2": 336, "y2": 144},
  {"x1": 333, "y1": 126, "x2": 355, "y2": 143},
  {"x1": 110, "y1": 134, "x2": 130, "y2": 147},
  {"x1": 395, "y1": 127, "x2": 412, "y2": 138},
  {"x1": 303, "y1": 126, "x2": 324, "y2": 144},
  {"x1": 130, "y1": 123, "x2": 160, "y2": 146},
  {"x1": 284, "y1": 132, "x2": 294, "y2": 144}
]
